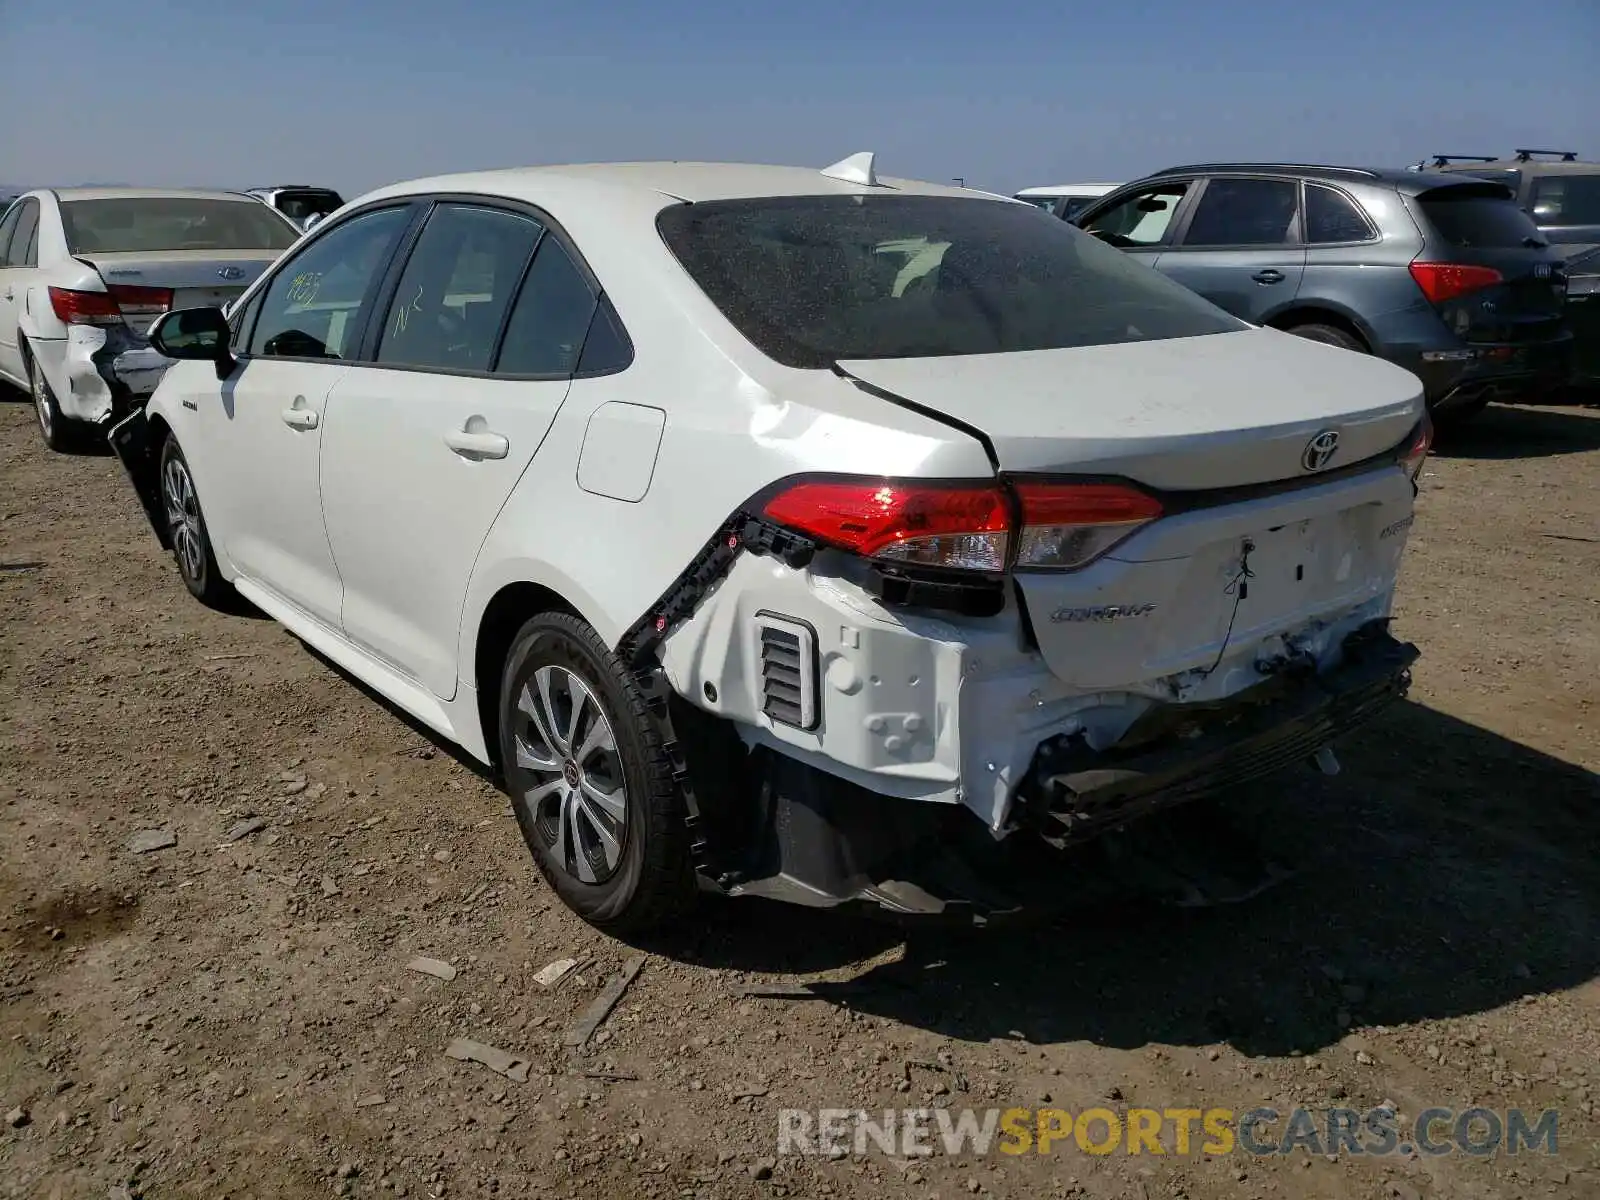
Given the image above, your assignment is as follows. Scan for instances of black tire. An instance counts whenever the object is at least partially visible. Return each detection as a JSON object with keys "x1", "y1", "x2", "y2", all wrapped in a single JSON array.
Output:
[
  {"x1": 498, "y1": 612, "x2": 693, "y2": 934},
  {"x1": 1283, "y1": 322, "x2": 1367, "y2": 353},
  {"x1": 158, "y1": 435, "x2": 232, "y2": 608},
  {"x1": 1428, "y1": 395, "x2": 1490, "y2": 427},
  {"x1": 26, "y1": 345, "x2": 77, "y2": 453}
]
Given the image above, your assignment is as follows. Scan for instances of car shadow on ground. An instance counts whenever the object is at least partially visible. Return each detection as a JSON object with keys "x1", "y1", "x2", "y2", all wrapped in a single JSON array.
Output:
[
  {"x1": 1431, "y1": 401, "x2": 1600, "y2": 460},
  {"x1": 282, "y1": 597, "x2": 1600, "y2": 1061},
  {"x1": 658, "y1": 700, "x2": 1600, "y2": 1059}
]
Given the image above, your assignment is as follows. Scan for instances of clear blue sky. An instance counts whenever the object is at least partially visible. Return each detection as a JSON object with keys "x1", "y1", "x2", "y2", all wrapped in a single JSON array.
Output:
[{"x1": 3, "y1": 0, "x2": 1595, "y2": 198}]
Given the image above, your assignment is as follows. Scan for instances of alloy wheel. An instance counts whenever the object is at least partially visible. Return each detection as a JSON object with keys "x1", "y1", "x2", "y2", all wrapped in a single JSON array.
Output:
[
  {"x1": 31, "y1": 364, "x2": 52, "y2": 442},
  {"x1": 162, "y1": 456, "x2": 205, "y2": 582},
  {"x1": 512, "y1": 665, "x2": 629, "y2": 884}
]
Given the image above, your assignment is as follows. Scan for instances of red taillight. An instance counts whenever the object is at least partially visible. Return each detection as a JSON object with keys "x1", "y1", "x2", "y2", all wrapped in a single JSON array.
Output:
[
  {"x1": 49, "y1": 286, "x2": 123, "y2": 326},
  {"x1": 1408, "y1": 261, "x2": 1502, "y2": 305},
  {"x1": 47, "y1": 284, "x2": 173, "y2": 327},
  {"x1": 760, "y1": 478, "x2": 1165, "y2": 573},
  {"x1": 1401, "y1": 414, "x2": 1433, "y2": 481},
  {"x1": 762, "y1": 481, "x2": 1012, "y2": 572},
  {"x1": 107, "y1": 283, "x2": 174, "y2": 316},
  {"x1": 1013, "y1": 481, "x2": 1164, "y2": 570}
]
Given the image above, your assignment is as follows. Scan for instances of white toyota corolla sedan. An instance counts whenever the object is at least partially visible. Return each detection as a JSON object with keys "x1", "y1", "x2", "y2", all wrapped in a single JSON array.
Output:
[{"x1": 112, "y1": 153, "x2": 1431, "y2": 931}]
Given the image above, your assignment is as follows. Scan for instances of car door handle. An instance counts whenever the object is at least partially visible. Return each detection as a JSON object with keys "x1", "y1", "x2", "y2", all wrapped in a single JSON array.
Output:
[
  {"x1": 1252, "y1": 269, "x2": 1286, "y2": 284},
  {"x1": 281, "y1": 407, "x2": 319, "y2": 430},
  {"x1": 444, "y1": 428, "x2": 509, "y2": 460}
]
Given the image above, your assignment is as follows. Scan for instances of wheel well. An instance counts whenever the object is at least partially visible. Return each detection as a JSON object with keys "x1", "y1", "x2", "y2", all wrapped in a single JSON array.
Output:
[
  {"x1": 1267, "y1": 307, "x2": 1372, "y2": 351},
  {"x1": 473, "y1": 582, "x2": 578, "y2": 768}
]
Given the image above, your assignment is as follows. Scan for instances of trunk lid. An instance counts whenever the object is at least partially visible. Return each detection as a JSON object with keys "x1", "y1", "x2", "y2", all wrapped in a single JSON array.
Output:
[
  {"x1": 837, "y1": 327, "x2": 1422, "y2": 490},
  {"x1": 837, "y1": 330, "x2": 1424, "y2": 692},
  {"x1": 77, "y1": 251, "x2": 279, "y2": 335}
]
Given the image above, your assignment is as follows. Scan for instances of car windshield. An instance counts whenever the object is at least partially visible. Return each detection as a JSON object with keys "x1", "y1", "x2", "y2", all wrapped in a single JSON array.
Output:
[
  {"x1": 1530, "y1": 173, "x2": 1600, "y2": 228},
  {"x1": 60, "y1": 197, "x2": 299, "y2": 254},
  {"x1": 656, "y1": 194, "x2": 1244, "y2": 368}
]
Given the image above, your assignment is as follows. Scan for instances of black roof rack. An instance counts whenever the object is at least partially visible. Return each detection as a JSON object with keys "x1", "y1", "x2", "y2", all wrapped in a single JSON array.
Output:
[
  {"x1": 1425, "y1": 155, "x2": 1498, "y2": 167},
  {"x1": 1513, "y1": 149, "x2": 1579, "y2": 162},
  {"x1": 1152, "y1": 162, "x2": 1379, "y2": 179}
]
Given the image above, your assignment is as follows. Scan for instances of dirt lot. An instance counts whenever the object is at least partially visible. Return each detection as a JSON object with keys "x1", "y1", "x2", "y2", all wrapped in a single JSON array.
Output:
[{"x1": 2, "y1": 394, "x2": 1598, "y2": 1200}]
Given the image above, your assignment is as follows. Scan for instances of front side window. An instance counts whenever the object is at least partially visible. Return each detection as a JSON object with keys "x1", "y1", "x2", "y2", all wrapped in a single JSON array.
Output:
[
  {"x1": 59, "y1": 197, "x2": 299, "y2": 254},
  {"x1": 1182, "y1": 178, "x2": 1300, "y2": 247},
  {"x1": 1304, "y1": 183, "x2": 1376, "y2": 244},
  {"x1": 1081, "y1": 183, "x2": 1192, "y2": 247},
  {"x1": 1530, "y1": 174, "x2": 1600, "y2": 227},
  {"x1": 249, "y1": 206, "x2": 412, "y2": 359},
  {"x1": 376, "y1": 204, "x2": 544, "y2": 373},
  {"x1": 657, "y1": 193, "x2": 1244, "y2": 369}
]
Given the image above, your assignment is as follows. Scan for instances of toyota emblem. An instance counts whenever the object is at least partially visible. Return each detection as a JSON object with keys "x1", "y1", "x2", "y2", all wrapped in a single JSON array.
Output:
[
  {"x1": 1301, "y1": 429, "x2": 1341, "y2": 472},
  {"x1": 217, "y1": 266, "x2": 244, "y2": 280}
]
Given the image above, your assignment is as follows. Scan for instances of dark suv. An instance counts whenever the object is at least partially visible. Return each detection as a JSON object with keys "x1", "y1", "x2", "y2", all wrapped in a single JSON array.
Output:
[
  {"x1": 1071, "y1": 163, "x2": 1573, "y2": 421},
  {"x1": 1418, "y1": 150, "x2": 1600, "y2": 255}
]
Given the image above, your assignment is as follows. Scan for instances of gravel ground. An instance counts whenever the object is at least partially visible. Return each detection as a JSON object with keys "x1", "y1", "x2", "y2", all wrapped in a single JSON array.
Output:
[{"x1": 2, "y1": 394, "x2": 1598, "y2": 1200}]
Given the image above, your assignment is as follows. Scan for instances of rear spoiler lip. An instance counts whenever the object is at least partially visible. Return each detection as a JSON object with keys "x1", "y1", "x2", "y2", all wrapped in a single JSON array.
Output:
[{"x1": 1000, "y1": 417, "x2": 1427, "y2": 516}]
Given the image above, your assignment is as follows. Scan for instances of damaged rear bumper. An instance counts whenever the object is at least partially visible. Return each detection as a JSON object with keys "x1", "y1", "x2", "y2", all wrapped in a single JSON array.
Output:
[
  {"x1": 714, "y1": 621, "x2": 1417, "y2": 920},
  {"x1": 1018, "y1": 620, "x2": 1418, "y2": 846},
  {"x1": 55, "y1": 326, "x2": 172, "y2": 426}
]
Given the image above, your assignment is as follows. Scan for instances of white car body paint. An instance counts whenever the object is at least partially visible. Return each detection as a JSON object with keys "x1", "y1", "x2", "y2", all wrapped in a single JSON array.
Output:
[
  {"x1": 136, "y1": 159, "x2": 1426, "y2": 842},
  {"x1": 0, "y1": 188, "x2": 298, "y2": 430}
]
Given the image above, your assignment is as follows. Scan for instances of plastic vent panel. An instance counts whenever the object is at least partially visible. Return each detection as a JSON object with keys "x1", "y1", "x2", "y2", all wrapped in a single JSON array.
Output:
[{"x1": 756, "y1": 613, "x2": 818, "y2": 730}]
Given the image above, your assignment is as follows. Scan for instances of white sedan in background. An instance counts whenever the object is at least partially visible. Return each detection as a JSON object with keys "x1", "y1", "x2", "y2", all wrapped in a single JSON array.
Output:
[
  {"x1": 113, "y1": 153, "x2": 1430, "y2": 932},
  {"x1": 0, "y1": 188, "x2": 301, "y2": 451}
]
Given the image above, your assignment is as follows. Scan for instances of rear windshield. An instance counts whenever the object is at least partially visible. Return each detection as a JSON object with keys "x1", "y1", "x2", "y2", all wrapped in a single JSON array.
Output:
[
  {"x1": 61, "y1": 197, "x2": 299, "y2": 254},
  {"x1": 656, "y1": 195, "x2": 1244, "y2": 368},
  {"x1": 1417, "y1": 184, "x2": 1543, "y2": 248},
  {"x1": 275, "y1": 190, "x2": 344, "y2": 222},
  {"x1": 1530, "y1": 173, "x2": 1600, "y2": 228}
]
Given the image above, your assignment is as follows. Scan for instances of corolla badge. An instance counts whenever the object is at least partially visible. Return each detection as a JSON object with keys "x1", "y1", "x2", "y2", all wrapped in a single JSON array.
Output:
[
  {"x1": 217, "y1": 266, "x2": 245, "y2": 280},
  {"x1": 1300, "y1": 429, "x2": 1341, "y2": 472},
  {"x1": 1050, "y1": 603, "x2": 1157, "y2": 624}
]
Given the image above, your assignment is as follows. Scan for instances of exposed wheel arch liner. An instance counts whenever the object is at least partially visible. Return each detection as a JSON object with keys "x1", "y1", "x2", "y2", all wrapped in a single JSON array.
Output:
[{"x1": 470, "y1": 579, "x2": 584, "y2": 769}]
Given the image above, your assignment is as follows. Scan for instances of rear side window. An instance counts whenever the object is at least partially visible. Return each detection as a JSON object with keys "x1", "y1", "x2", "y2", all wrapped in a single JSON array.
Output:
[
  {"x1": 1182, "y1": 178, "x2": 1299, "y2": 247},
  {"x1": 3, "y1": 200, "x2": 39, "y2": 267},
  {"x1": 0, "y1": 204, "x2": 21, "y2": 263},
  {"x1": 1304, "y1": 184, "x2": 1375, "y2": 243},
  {"x1": 495, "y1": 237, "x2": 598, "y2": 376},
  {"x1": 376, "y1": 203, "x2": 543, "y2": 373},
  {"x1": 1530, "y1": 174, "x2": 1600, "y2": 228},
  {"x1": 657, "y1": 194, "x2": 1243, "y2": 369},
  {"x1": 60, "y1": 197, "x2": 300, "y2": 253},
  {"x1": 1417, "y1": 184, "x2": 1542, "y2": 248}
]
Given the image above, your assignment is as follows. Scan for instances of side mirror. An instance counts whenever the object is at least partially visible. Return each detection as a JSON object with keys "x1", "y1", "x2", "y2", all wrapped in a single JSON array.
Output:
[{"x1": 149, "y1": 307, "x2": 235, "y2": 380}]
